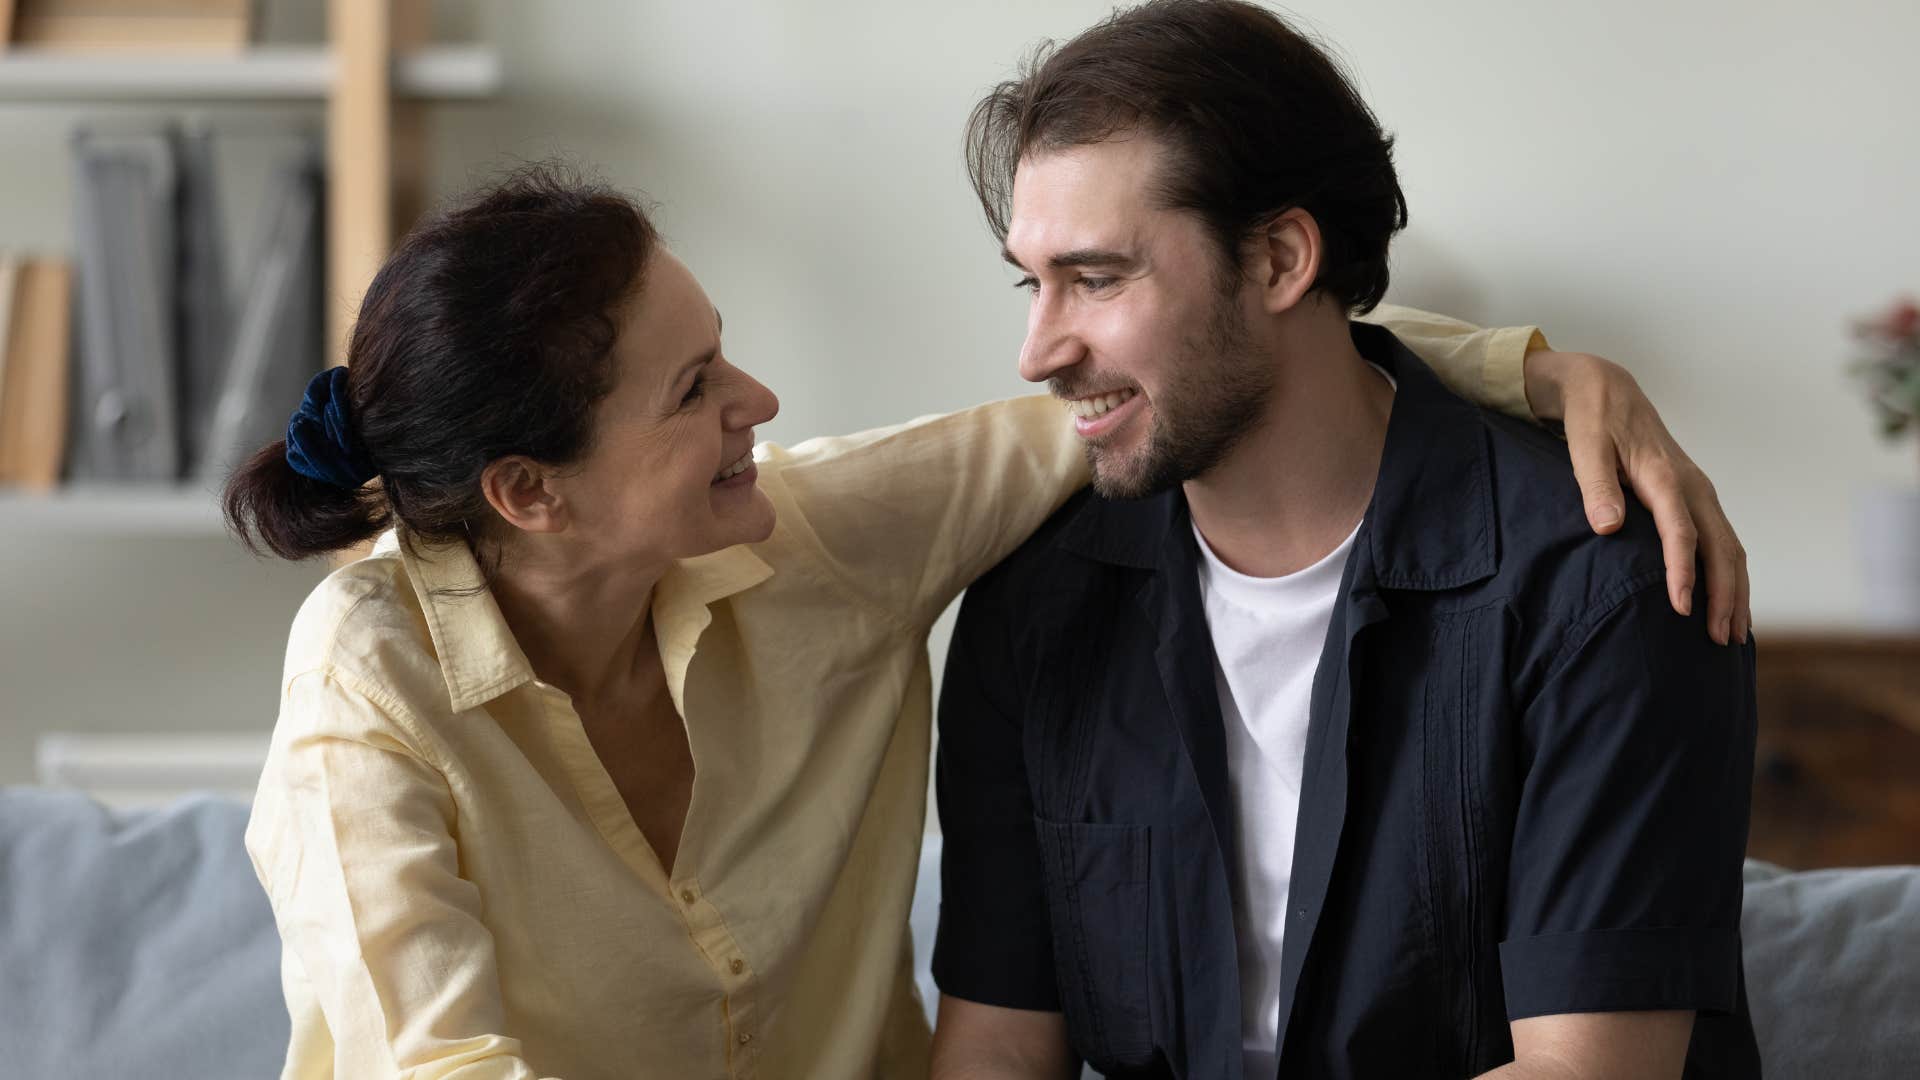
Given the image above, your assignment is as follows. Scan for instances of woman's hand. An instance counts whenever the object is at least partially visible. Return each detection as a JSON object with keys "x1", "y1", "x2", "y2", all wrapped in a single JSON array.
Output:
[{"x1": 1525, "y1": 351, "x2": 1750, "y2": 646}]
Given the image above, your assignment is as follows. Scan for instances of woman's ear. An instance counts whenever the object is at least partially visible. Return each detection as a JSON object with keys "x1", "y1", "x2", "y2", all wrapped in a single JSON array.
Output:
[
  {"x1": 480, "y1": 457, "x2": 568, "y2": 534},
  {"x1": 1250, "y1": 207, "x2": 1323, "y2": 316}
]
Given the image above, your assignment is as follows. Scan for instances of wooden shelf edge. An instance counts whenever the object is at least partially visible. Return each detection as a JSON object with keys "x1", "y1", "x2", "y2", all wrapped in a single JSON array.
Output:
[
  {"x1": 0, "y1": 485, "x2": 229, "y2": 535},
  {"x1": 0, "y1": 44, "x2": 500, "y2": 102}
]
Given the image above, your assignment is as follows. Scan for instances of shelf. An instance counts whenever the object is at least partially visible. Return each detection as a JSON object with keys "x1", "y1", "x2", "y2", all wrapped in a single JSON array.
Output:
[
  {"x1": 0, "y1": 44, "x2": 501, "y2": 102},
  {"x1": 0, "y1": 485, "x2": 228, "y2": 535}
]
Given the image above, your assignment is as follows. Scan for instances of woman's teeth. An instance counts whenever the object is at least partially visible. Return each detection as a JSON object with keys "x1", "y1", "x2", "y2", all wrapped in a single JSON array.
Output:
[
  {"x1": 714, "y1": 451, "x2": 753, "y2": 482},
  {"x1": 1066, "y1": 388, "x2": 1137, "y2": 419}
]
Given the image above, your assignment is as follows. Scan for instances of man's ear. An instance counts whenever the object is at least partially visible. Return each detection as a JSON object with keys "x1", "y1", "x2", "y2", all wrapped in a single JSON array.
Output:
[
  {"x1": 1249, "y1": 207, "x2": 1323, "y2": 316},
  {"x1": 480, "y1": 456, "x2": 568, "y2": 534}
]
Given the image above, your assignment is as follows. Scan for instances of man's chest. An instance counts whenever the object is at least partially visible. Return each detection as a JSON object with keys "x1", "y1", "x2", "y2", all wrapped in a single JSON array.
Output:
[{"x1": 1011, "y1": 590, "x2": 1526, "y2": 1073}]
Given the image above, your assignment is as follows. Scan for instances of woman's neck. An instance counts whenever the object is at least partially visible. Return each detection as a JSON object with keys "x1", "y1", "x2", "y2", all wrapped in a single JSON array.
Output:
[{"x1": 486, "y1": 539, "x2": 669, "y2": 704}]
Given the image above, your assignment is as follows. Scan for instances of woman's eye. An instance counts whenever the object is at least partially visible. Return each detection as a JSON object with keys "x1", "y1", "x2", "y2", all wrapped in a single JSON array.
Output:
[{"x1": 682, "y1": 377, "x2": 706, "y2": 405}]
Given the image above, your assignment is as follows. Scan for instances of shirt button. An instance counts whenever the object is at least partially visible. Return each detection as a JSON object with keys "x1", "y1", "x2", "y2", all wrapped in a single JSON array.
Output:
[
  {"x1": 680, "y1": 889, "x2": 696, "y2": 904},
  {"x1": 730, "y1": 958, "x2": 745, "y2": 974},
  {"x1": 738, "y1": 1032, "x2": 752, "y2": 1045}
]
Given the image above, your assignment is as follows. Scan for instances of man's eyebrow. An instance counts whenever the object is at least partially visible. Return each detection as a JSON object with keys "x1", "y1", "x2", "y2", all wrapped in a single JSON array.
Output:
[{"x1": 1001, "y1": 246, "x2": 1137, "y2": 271}]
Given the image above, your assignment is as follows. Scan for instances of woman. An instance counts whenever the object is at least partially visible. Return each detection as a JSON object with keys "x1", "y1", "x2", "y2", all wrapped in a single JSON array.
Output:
[{"x1": 231, "y1": 168, "x2": 1744, "y2": 1079}]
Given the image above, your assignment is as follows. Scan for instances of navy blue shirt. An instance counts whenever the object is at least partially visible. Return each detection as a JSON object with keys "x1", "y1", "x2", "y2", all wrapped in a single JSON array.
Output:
[{"x1": 932, "y1": 325, "x2": 1761, "y2": 1078}]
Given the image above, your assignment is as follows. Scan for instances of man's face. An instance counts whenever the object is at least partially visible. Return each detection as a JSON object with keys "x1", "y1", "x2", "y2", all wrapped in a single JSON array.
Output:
[{"x1": 1005, "y1": 136, "x2": 1274, "y2": 499}]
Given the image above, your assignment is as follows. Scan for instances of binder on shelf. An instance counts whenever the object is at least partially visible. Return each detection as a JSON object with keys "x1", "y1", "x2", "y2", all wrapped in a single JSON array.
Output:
[
  {"x1": 9, "y1": 0, "x2": 255, "y2": 51},
  {"x1": 0, "y1": 259, "x2": 75, "y2": 491},
  {"x1": 68, "y1": 127, "x2": 181, "y2": 482},
  {"x1": 176, "y1": 124, "x2": 229, "y2": 474},
  {"x1": 198, "y1": 138, "x2": 321, "y2": 481}
]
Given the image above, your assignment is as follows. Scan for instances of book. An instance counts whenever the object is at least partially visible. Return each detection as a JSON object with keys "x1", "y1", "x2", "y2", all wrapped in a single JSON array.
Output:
[
  {"x1": 0, "y1": 255, "x2": 17, "y2": 430},
  {"x1": 0, "y1": 259, "x2": 75, "y2": 491},
  {"x1": 9, "y1": 0, "x2": 254, "y2": 51}
]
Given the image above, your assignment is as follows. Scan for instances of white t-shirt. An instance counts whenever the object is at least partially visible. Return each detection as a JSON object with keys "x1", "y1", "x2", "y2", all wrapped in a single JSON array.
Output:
[
  {"x1": 1195, "y1": 358, "x2": 1393, "y2": 1079},
  {"x1": 1194, "y1": 519, "x2": 1359, "y2": 1079}
]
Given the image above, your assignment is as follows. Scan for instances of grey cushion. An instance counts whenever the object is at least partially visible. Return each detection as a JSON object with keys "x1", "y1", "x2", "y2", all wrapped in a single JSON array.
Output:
[
  {"x1": 1741, "y1": 859, "x2": 1920, "y2": 1078},
  {"x1": 0, "y1": 787, "x2": 287, "y2": 1079},
  {"x1": 7, "y1": 793, "x2": 1917, "y2": 1079}
]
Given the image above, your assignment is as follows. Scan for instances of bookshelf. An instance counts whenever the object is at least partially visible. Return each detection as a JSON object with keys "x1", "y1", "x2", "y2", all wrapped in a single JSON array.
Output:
[{"x1": 0, "y1": 0, "x2": 501, "y2": 505}]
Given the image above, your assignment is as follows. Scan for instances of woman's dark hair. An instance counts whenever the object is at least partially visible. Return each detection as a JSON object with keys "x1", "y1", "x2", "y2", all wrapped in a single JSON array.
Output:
[
  {"x1": 224, "y1": 162, "x2": 659, "y2": 562},
  {"x1": 965, "y1": 0, "x2": 1407, "y2": 313}
]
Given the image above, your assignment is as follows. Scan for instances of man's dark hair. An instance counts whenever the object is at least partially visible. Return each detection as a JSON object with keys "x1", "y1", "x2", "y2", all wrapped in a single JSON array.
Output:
[{"x1": 965, "y1": 0, "x2": 1407, "y2": 313}]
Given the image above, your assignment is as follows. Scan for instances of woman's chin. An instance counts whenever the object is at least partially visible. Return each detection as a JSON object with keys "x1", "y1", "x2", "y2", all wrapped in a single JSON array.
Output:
[{"x1": 711, "y1": 492, "x2": 777, "y2": 550}]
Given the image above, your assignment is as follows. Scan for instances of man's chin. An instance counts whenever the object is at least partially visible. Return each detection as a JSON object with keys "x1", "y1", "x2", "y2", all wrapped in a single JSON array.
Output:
[{"x1": 1088, "y1": 448, "x2": 1175, "y2": 502}]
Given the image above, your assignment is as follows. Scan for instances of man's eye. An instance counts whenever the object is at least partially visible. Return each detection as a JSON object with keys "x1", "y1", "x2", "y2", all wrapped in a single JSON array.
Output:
[
  {"x1": 682, "y1": 377, "x2": 706, "y2": 405},
  {"x1": 1079, "y1": 276, "x2": 1117, "y2": 293},
  {"x1": 1013, "y1": 276, "x2": 1039, "y2": 293}
]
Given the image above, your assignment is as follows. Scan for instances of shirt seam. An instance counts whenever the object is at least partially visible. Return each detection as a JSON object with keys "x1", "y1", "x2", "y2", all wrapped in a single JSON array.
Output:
[{"x1": 1537, "y1": 569, "x2": 1672, "y2": 684}]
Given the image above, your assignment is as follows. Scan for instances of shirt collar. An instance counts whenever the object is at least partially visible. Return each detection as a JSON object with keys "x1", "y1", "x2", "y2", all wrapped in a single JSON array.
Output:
[
  {"x1": 388, "y1": 530, "x2": 776, "y2": 714},
  {"x1": 1053, "y1": 322, "x2": 1499, "y2": 593}
]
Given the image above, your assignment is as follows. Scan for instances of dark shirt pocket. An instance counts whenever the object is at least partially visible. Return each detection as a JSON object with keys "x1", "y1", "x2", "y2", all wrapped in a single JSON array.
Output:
[{"x1": 1033, "y1": 818, "x2": 1154, "y2": 1071}]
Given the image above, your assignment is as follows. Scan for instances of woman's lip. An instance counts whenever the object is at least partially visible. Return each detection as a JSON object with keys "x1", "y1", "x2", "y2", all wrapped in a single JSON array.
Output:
[
  {"x1": 712, "y1": 461, "x2": 758, "y2": 490},
  {"x1": 1072, "y1": 392, "x2": 1143, "y2": 439}
]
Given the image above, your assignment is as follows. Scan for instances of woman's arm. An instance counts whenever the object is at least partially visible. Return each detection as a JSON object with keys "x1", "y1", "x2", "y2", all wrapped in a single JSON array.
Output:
[
  {"x1": 767, "y1": 307, "x2": 1746, "y2": 641},
  {"x1": 246, "y1": 671, "x2": 555, "y2": 1080}
]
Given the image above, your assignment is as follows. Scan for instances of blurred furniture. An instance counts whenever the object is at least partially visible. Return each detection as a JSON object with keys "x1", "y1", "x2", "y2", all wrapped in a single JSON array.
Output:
[
  {"x1": 1751, "y1": 631, "x2": 1920, "y2": 869},
  {"x1": 2, "y1": 793, "x2": 1915, "y2": 1080}
]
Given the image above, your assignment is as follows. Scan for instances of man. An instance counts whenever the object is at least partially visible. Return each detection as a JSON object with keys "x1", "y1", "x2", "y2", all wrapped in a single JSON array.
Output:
[{"x1": 929, "y1": 2, "x2": 1760, "y2": 1077}]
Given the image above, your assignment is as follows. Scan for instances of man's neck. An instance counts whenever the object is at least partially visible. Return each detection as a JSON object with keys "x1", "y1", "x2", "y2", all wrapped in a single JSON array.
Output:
[{"x1": 1184, "y1": 316, "x2": 1393, "y2": 579}]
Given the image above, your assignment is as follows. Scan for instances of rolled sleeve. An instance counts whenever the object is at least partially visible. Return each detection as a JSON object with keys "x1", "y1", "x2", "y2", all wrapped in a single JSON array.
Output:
[
  {"x1": 1504, "y1": 580, "x2": 1756, "y2": 1021},
  {"x1": 931, "y1": 569, "x2": 1060, "y2": 1012},
  {"x1": 1363, "y1": 303, "x2": 1547, "y2": 421}
]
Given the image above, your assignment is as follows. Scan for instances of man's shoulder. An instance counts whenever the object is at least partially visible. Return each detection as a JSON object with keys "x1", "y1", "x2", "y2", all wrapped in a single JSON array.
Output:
[
  {"x1": 965, "y1": 484, "x2": 1117, "y2": 604},
  {"x1": 1473, "y1": 407, "x2": 1670, "y2": 627}
]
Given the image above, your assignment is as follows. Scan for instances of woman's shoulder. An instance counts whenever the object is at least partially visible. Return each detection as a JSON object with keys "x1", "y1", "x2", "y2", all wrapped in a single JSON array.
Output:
[{"x1": 281, "y1": 534, "x2": 437, "y2": 701}]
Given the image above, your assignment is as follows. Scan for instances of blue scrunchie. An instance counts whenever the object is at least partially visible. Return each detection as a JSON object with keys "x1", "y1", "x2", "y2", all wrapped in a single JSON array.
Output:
[{"x1": 285, "y1": 366, "x2": 378, "y2": 488}]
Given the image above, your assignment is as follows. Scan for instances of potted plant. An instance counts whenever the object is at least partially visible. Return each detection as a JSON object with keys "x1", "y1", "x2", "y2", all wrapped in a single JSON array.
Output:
[{"x1": 1851, "y1": 297, "x2": 1920, "y2": 627}]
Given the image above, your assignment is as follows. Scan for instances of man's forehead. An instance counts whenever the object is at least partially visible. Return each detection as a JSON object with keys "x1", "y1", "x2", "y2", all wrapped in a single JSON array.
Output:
[{"x1": 1006, "y1": 140, "x2": 1165, "y2": 263}]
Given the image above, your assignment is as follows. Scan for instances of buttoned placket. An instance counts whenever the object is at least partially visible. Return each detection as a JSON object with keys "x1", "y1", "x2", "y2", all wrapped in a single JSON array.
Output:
[
  {"x1": 537, "y1": 679, "x2": 762, "y2": 1078},
  {"x1": 672, "y1": 880, "x2": 760, "y2": 1077}
]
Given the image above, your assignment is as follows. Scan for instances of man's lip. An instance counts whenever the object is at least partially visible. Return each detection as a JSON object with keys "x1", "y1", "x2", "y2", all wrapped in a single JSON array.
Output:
[{"x1": 1071, "y1": 390, "x2": 1143, "y2": 438}]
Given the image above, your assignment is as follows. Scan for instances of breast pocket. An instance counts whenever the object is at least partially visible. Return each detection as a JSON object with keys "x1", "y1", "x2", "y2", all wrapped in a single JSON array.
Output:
[{"x1": 1033, "y1": 818, "x2": 1154, "y2": 1071}]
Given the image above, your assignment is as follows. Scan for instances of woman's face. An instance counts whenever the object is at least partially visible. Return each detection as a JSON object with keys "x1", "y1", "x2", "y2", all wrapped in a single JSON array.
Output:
[{"x1": 553, "y1": 248, "x2": 780, "y2": 565}]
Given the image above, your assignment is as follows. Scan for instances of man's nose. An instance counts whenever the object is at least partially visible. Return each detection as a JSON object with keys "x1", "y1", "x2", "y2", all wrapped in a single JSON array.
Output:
[{"x1": 1017, "y1": 299, "x2": 1085, "y2": 384}]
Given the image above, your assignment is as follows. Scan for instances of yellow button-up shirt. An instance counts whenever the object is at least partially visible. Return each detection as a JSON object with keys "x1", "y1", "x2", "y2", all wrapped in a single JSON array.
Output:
[{"x1": 245, "y1": 307, "x2": 1542, "y2": 1080}]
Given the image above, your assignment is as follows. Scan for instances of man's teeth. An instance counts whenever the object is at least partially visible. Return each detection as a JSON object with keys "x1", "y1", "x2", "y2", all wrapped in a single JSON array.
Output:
[
  {"x1": 714, "y1": 451, "x2": 753, "y2": 482},
  {"x1": 1066, "y1": 389, "x2": 1137, "y2": 420}
]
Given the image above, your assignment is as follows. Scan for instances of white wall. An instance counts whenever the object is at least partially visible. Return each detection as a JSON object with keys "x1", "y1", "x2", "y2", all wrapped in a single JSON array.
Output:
[{"x1": 3, "y1": 0, "x2": 1915, "y2": 781}]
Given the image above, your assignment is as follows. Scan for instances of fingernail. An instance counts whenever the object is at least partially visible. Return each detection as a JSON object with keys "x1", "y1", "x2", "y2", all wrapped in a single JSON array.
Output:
[
  {"x1": 1594, "y1": 505, "x2": 1622, "y2": 528},
  {"x1": 1677, "y1": 591, "x2": 1692, "y2": 617},
  {"x1": 1718, "y1": 616, "x2": 1732, "y2": 644}
]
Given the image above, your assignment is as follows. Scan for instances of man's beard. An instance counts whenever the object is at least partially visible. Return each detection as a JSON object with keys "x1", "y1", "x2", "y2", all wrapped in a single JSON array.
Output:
[{"x1": 1073, "y1": 291, "x2": 1274, "y2": 501}]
